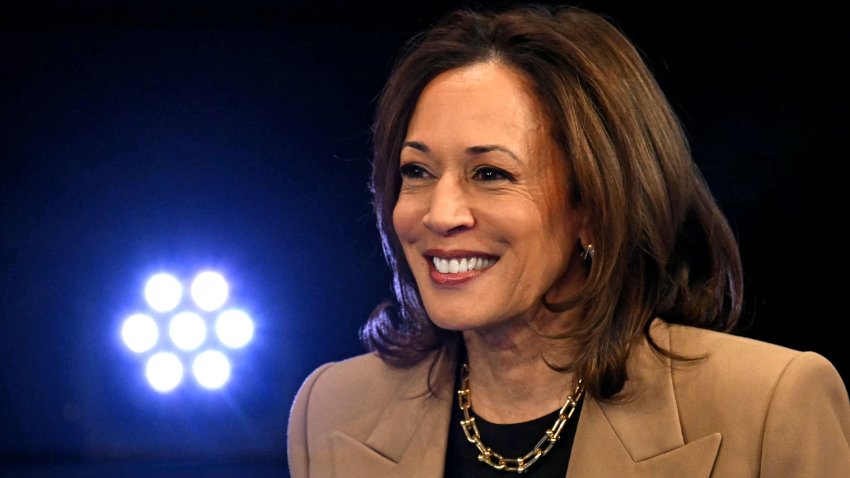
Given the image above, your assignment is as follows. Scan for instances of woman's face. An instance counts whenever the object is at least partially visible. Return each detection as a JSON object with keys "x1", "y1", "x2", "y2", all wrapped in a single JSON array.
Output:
[{"x1": 392, "y1": 62, "x2": 591, "y2": 332}]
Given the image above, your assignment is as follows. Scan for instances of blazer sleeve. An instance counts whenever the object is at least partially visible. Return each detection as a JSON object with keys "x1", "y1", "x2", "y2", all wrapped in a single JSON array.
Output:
[
  {"x1": 760, "y1": 352, "x2": 850, "y2": 476},
  {"x1": 288, "y1": 362, "x2": 335, "y2": 478}
]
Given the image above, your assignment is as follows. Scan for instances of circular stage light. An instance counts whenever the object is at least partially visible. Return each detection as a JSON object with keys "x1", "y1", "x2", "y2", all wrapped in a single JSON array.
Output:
[
  {"x1": 124, "y1": 269, "x2": 252, "y2": 392},
  {"x1": 146, "y1": 352, "x2": 183, "y2": 393},
  {"x1": 144, "y1": 273, "x2": 182, "y2": 312},
  {"x1": 169, "y1": 312, "x2": 207, "y2": 351},
  {"x1": 215, "y1": 309, "x2": 254, "y2": 349},
  {"x1": 121, "y1": 313, "x2": 159, "y2": 353},
  {"x1": 192, "y1": 350, "x2": 231, "y2": 389},
  {"x1": 191, "y1": 271, "x2": 229, "y2": 311}
]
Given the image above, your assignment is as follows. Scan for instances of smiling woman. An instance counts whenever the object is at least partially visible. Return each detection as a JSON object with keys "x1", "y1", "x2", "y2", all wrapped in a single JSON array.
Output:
[
  {"x1": 288, "y1": 5, "x2": 850, "y2": 478},
  {"x1": 394, "y1": 62, "x2": 588, "y2": 335}
]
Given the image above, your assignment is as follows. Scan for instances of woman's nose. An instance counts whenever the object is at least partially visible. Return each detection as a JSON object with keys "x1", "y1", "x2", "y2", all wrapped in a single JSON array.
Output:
[{"x1": 422, "y1": 177, "x2": 474, "y2": 236}]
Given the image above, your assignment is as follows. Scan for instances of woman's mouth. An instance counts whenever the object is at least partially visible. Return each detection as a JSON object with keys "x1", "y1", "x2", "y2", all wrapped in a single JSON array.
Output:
[{"x1": 426, "y1": 254, "x2": 499, "y2": 285}]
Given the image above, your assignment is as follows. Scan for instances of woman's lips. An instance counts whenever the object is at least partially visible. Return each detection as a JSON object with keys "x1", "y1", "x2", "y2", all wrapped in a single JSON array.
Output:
[{"x1": 429, "y1": 265, "x2": 485, "y2": 285}]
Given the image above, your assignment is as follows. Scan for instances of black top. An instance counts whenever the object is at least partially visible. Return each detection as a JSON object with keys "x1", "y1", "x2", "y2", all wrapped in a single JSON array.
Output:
[{"x1": 444, "y1": 394, "x2": 583, "y2": 478}]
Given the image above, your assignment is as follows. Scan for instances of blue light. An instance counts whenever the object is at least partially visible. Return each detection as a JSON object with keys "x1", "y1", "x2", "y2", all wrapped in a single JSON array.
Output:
[
  {"x1": 215, "y1": 309, "x2": 254, "y2": 349},
  {"x1": 144, "y1": 273, "x2": 182, "y2": 312},
  {"x1": 123, "y1": 270, "x2": 252, "y2": 392},
  {"x1": 192, "y1": 350, "x2": 231, "y2": 389},
  {"x1": 121, "y1": 313, "x2": 159, "y2": 353},
  {"x1": 169, "y1": 312, "x2": 207, "y2": 351},
  {"x1": 190, "y1": 271, "x2": 228, "y2": 312},
  {"x1": 145, "y1": 352, "x2": 184, "y2": 393}
]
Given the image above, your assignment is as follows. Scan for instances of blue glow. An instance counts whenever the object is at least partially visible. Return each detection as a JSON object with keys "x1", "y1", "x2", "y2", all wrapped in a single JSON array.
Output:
[
  {"x1": 145, "y1": 352, "x2": 184, "y2": 393},
  {"x1": 168, "y1": 312, "x2": 207, "y2": 351},
  {"x1": 192, "y1": 350, "x2": 231, "y2": 389},
  {"x1": 125, "y1": 268, "x2": 253, "y2": 392},
  {"x1": 190, "y1": 271, "x2": 229, "y2": 312},
  {"x1": 121, "y1": 313, "x2": 159, "y2": 353},
  {"x1": 215, "y1": 309, "x2": 254, "y2": 349},
  {"x1": 144, "y1": 273, "x2": 182, "y2": 312}
]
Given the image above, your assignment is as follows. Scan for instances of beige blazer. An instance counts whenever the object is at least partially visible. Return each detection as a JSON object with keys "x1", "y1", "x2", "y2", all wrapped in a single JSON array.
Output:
[{"x1": 288, "y1": 321, "x2": 850, "y2": 477}]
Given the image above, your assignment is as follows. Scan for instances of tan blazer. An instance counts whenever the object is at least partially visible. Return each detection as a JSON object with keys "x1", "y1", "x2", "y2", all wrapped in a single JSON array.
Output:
[{"x1": 288, "y1": 321, "x2": 850, "y2": 477}]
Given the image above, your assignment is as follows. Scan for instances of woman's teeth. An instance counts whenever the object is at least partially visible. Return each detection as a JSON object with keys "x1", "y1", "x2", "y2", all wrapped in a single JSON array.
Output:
[{"x1": 432, "y1": 256, "x2": 495, "y2": 274}]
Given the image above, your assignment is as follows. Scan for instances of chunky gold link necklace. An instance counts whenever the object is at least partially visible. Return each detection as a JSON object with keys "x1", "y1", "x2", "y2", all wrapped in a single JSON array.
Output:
[{"x1": 457, "y1": 363, "x2": 584, "y2": 474}]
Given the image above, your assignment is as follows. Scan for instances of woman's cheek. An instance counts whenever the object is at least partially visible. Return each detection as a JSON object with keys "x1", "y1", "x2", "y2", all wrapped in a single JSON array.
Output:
[{"x1": 392, "y1": 195, "x2": 422, "y2": 240}]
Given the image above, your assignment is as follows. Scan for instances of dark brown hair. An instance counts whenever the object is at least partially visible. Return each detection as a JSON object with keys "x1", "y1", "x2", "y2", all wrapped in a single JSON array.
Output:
[{"x1": 361, "y1": 5, "x2": 742, "y2": 401}]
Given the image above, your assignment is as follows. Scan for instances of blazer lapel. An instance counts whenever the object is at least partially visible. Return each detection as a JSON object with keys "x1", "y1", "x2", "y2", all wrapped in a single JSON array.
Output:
[
  {"x1": 567, "y1": 397, "x2": 721, "y2": 478},
  {"x1": 568, "y1": 320, "x2": 722, "y2": 478},
  {"x1": 329, "y1": 356, "x2": 454, "y2": 478}
]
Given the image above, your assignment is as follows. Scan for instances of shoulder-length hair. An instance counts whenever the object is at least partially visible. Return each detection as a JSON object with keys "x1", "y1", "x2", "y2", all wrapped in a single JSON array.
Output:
[{"x1": 361, "y1": 5, "x2": 742, "y2": 401}]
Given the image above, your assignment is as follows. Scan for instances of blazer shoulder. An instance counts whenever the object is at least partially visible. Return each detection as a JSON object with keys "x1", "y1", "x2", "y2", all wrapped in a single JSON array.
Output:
[
  {"x1": 666, "y1": 323, "x2": 847, "y2": 387},
  {"x1": 290, "y1": 353, "x2": 398, "y2": 427},
  {"x1": 663, "y1": 322, "x2": 849, "y2": 465},
  {"x1": 287, "y1": 352, "x2": 444, "y2": 478},
  {"x1": 289, "y1": 352, "x2": 437, "y2": 439},
  {"x1": 760, "y1": 351, "x2": 850, "y2": 476},
  {"x1": 665, "y1": 323, "x2": 805, "y2": 384},
  {"x1": 295, "y1": 352, "x2": 433, "y2": 403},
  {"x1": 667, "y1": 322, "x2": 845, "y2": 407},
  {"x1": 288, "y1": 353, "x2": 398, "y2": 478},
  {"x1": 296, "y1": 353, "x2": 388, "y2": 395}
]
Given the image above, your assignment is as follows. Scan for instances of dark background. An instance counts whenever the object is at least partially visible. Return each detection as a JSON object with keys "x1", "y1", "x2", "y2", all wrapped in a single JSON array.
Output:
[{"x1": 1, "y1": 1, "x2": 846, "y2": 476}]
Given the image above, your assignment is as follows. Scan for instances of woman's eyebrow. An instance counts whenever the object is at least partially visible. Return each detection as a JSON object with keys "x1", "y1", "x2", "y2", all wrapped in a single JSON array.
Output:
[
  {"x1": 402, "y1": 140, "x2": 429, "y2": 152},
  {"x1": 466, "y1": 144, "x2": 521, "y2": 164},
  {"x1": 401, "y1": 141, "x2": 522, "y2": 164}
]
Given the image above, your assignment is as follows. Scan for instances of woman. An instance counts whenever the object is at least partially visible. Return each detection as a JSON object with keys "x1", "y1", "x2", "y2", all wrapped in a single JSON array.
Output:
[{"x1": 288, "y1": 5, "x2": 850, "y2": 477}]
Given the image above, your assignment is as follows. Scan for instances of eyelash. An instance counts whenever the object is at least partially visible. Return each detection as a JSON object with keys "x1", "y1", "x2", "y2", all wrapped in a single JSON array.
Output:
[
  {"x1": 473, "y1": 166, "x2": 514, "y2": 182},
  {"x1": 399, "y1": 164, "x2": 515, "y2": 182},
  {"x1": 399, "y1": 163, "x2": 430, "y2": 179}
]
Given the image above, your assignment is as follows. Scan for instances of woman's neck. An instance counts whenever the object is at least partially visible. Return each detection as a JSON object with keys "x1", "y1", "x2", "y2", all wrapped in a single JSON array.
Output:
[{"x1": 461, "y1": 313, "x2": 579, "y2": 424}]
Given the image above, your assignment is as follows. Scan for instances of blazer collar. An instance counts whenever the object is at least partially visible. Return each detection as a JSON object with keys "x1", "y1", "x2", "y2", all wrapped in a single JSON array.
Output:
[
  {"x1": 567, "y1": 320, "x2": 722, "y2": 477},
  {"x1": 334, "y1": 320, "x2": 721, "y2": 477}
]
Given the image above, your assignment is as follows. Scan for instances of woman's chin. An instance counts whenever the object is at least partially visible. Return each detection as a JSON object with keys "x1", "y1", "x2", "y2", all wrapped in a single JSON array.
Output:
[
  {"x1": 426, "y1": 309, "x2": 522, "y2": 334},
  {"x1": 427, "y1": 313, "x2": 495, "y2": 332}
]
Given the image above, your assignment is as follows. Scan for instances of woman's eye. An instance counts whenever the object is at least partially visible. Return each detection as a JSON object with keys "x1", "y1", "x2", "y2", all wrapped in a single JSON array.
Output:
[
  {"x1": 474, "y1": 166, "x2": 513, "y2": 182},
  {"x1": 399, "y1": 163, "x2": 430, "y2": 179}
]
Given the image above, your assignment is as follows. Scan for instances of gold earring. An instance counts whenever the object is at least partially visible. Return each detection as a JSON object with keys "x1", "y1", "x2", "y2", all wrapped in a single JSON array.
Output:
[{"x1": 580, "y1": 243, "x2": 594, "y2": 262}]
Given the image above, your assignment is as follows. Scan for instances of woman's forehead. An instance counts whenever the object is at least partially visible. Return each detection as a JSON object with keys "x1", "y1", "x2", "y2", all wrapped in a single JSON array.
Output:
[{"x1": 405, "y1": 62, "x2": 553, "y2": 162}]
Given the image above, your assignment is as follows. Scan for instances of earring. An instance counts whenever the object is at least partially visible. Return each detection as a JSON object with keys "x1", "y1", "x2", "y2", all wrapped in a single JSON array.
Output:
[{"x1": 580, "y1": 243, "x2": 595, "y2": 262}]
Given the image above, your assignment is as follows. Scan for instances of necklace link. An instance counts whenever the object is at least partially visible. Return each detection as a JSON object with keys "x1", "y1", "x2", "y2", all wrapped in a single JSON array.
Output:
[{"x1": 457, "y1": 363, "x2": 584, "y2": 474}]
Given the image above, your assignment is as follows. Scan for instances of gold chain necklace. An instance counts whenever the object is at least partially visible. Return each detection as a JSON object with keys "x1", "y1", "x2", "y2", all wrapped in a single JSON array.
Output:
[{"x1": 457, "y1": 363, "x2": 584, "y2": 474}]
